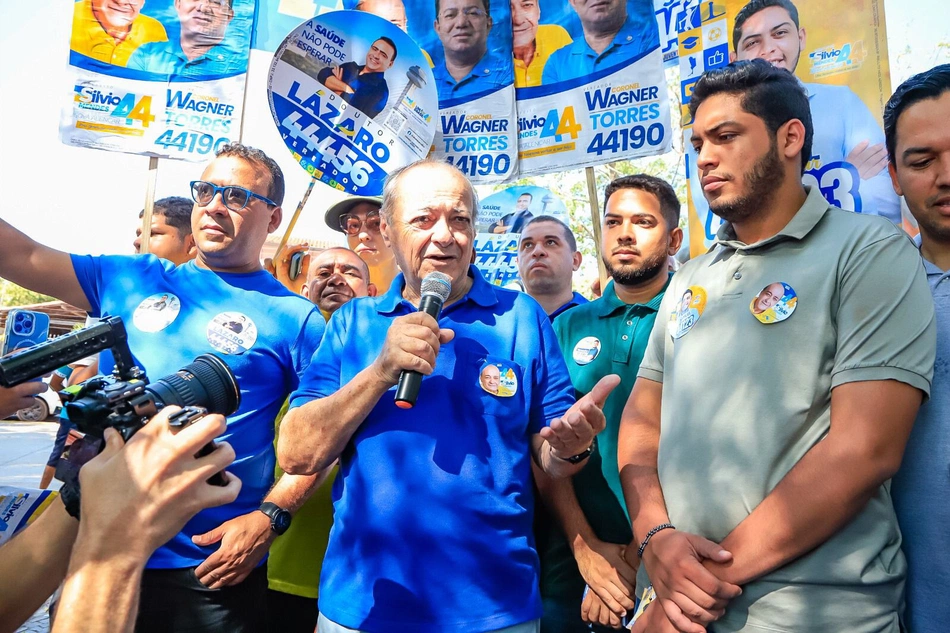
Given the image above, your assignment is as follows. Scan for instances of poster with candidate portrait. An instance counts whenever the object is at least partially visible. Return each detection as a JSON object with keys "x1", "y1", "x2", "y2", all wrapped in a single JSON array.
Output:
[
  {"x1": 268, "y1": 11, "x2": 438, "y2": 195},
  {"x1": 474, "y1": 185, "x2": 570, "y2": 288},
  {"x1": 341, "y1": 0, "x2": 518, "y2": 184},
  {"x1": 61, "y1": 0, "x2": 254, "y2": 160},
  {"x1": 679, "y1": 0, "x2": 896, "y2": 255},
  {"x1": 514, "y1": 0, "x2": 672, "y2": 176}
]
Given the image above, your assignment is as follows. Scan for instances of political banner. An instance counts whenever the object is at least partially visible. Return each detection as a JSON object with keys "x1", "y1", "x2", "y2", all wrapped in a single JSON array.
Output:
[
  {"x1": 268, "y1": 11, "x2": 438, "y2": 195},
  {"x1": 340, "y1": 0, "x2": 517, "y2": 183},
  {"x1": 474, "y1": 185, "x2": 569, "y2": 288},
  {"x1": 61, "y1": 0, "x2": 254, "y2": 160},
  {"x1": 655, "y1": 0, "x2": 685, "y2": 67},
  {"x1": 0, "y1": 487, "x2": 56, "y2": 547},
  {"x1": 680, "y1": 0, "x2": 895, "y2": 254},
  {"x1": 514, "y1": 0, "x2": 672, "y2": 177}
]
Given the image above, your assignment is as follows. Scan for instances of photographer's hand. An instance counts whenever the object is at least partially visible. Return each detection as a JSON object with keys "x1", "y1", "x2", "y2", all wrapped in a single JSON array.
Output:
[
  {"x1": 0, "y1": 382, "x2": 48, "y2": 419},
  {"x1": 48, "y1": 407, "x2": 239, "y2": 633}
]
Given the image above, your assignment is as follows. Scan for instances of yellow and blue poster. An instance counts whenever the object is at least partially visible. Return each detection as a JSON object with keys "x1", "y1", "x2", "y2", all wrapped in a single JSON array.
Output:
[
  {"x1": 474, "y1": 185, "x2": 569, "y2": 288},
  {"x1": 267, "y1": 11, "x2": 437, "y2": 195},
  {"x1": 62, "y1": 0, "x2": 254, "y2": 160},
  {"x1": 514, "y1": 0, "x2": 672, "y2": 176},
  {"x1": 680, "y1": 0, "x2": 895, "y2": 254}
]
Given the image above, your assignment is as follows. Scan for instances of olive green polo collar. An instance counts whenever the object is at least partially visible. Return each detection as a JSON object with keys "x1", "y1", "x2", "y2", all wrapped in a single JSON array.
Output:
[
  {"x1": 595, "y1": 274, "x2": 671, "y2": 318},
  {"x1": 714, "y1": 186, "x2": 831, "y2": 252}
]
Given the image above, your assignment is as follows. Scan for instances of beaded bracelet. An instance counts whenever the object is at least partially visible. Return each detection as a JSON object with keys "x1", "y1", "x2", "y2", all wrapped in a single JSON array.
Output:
[{"x1": 637, "y1": 522, "x2": 675, "y2": 558}]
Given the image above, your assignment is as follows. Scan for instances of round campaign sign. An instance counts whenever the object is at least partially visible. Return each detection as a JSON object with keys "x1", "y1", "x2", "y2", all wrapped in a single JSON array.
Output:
[
  {"x1": 474, "y1": 186, "x2": 570, "y2": 289},
  {"x1": 268, "y1": 11, "x2": 438, "y2": 196}
]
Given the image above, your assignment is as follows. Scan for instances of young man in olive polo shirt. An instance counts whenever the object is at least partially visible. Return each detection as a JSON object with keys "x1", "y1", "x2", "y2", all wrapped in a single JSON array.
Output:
[
  {"x1": 533, "y1": 175, "x2": 682, "y2": 632},
  {"x1": 621, "y1": 60, "x2": 935, "y2": 633}
]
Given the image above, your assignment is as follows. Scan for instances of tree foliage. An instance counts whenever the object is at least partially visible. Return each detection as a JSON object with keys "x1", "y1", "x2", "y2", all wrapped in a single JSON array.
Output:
[{"x1": 0, "y1": 279, "x2": 55, "y2": 308}]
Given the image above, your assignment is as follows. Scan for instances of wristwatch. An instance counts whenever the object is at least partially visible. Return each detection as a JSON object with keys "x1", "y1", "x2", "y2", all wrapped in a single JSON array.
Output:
[
  {"x1": 554, "y1": 443, "x2": 594, "y2": 464},
  {"x1": 259, "y1": 502, "x2": 292, "y2": 535}
]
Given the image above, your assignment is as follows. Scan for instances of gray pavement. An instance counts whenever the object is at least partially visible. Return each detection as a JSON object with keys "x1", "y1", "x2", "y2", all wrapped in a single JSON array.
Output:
[{"x1": 1, "y1": 419, "x2": 60, "y2": 632}]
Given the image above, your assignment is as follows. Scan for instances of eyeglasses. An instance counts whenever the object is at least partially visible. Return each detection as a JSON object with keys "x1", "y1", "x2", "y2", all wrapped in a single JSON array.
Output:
[
  {"x1": 340, "y1": 211, "x2": 381, "y2": 235},
  {"x1": 190, "y1": 180, "x2": 277, "y2": 211},
  {"x1": 438, "y1": 6, "x2": 489, "y2": 21}
]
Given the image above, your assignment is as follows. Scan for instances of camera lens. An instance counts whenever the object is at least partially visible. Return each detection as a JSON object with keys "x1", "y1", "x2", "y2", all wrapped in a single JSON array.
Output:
[{"x1": 147, "y1": 354, "x2": 241, "y2": 416}]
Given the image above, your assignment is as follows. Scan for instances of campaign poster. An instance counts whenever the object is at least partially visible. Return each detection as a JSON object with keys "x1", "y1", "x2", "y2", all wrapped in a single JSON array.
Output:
[
  {"x1": 680, "y1": 0, "x2": 895, "y2": 255},
  {"x1": 344, "y1": 0, "x2": 518, "y2": 183},
  {"x1": 655, "y1": 0, "x2": 685, "y2": 67},
  {"x1": 61, "y1": 0, "x2": 254, "y2": 160},
  {"x1": 0, "y1": 487, "x2": 56, "y2": 547},
  {"x1": 514, "y1": 0, "x2": 672, "y2": 177},
  {"x1": 268, "y1": 11, "x2": 438, "y2": 195},
  {"x1": 474, "y1": 185, "x2": 569, "y2": 288}
]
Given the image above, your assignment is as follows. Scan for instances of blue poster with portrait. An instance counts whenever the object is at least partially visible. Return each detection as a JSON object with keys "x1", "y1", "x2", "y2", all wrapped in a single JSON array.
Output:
[
  {"x1": 474, "y1": 185, "x2": 570, "y2": 288},
  {"x1": 61, "y1": 0, "x2": 254, "y2": 160},
  {"x1": 513, "y1": 0, "x2": 671, "y2": 176},
  {"x1": 342, "y1": 0, "x2": 518, "y2": 183},
  {"x1": 267, "y1": 11, "x2": 438, "y2": 195}
]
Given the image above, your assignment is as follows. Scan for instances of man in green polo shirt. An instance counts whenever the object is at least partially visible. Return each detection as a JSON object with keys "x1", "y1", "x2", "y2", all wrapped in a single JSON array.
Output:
[
  {"x1": 533, "y1": 175, "x2": 683, "y2": 632},
  {"x1": 621, "y1": 60, "x2": 935, "y2": 633}
]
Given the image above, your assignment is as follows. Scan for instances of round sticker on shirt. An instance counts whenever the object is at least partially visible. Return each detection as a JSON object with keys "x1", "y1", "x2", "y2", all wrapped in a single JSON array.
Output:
[
  {"x1": 132, "y1": 293, "x2": 181, "y2": 333},
  {"x1": 749, "y1": 282, "x2": 797, "y2": 324},
  {"x1": 206, "y1": 312, "x2": 258, "y2": 355},
  {"x1": 479, "y1": 361, "x2": 518, "y2": 397},
  {"x1": 668, "y1": 286, "x2": 707, "y2": 339},
  {"x1": 572, "y1": 337, "x2": 601, "y2": 365}
]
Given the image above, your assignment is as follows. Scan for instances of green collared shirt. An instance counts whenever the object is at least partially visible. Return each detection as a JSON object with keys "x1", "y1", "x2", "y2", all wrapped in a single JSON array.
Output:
[{"x1": 638, "y1": 186, "x2": 936, "y2": 632}]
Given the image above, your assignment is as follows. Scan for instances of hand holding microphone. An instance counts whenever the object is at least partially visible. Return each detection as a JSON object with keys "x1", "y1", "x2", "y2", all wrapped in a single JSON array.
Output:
[{"x1": 370, "y1": 273, "x2": 455, "y2": 408}]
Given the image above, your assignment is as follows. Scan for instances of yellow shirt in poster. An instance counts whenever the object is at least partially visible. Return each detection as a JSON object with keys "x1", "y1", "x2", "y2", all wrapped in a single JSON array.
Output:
[
  {"x1": 513, "y1": 24, "x2": 572, "y2": 88},
  {"x1": 70, "y1": 0, "x2": 168, "y2": 67}
]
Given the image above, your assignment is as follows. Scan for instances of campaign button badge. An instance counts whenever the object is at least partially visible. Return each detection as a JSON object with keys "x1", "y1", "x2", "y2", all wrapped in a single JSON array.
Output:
[
  {"x1": 750, "y1": 282, "x2": 797, "y2": 324},
  {"x1": 207, "y1": 312, "x2": 258, "y2": 355},
  {"x1": 479, "y1": 361, "x2": 518, "y2": 397},
  {"x1": 132, "y1": 293, "x2": 181, "y2": 333},
  {"x1": 572, "y1": 337, "x2": 601, "y2": 365},
  {"x1": 668, "y1": 286, "x2": 707, "y2": 339}
]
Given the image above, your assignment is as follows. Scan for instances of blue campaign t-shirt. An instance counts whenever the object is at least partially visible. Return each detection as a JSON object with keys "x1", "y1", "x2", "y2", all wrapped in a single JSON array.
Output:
[
  {"x1": 542, "y1": 14, "x2": 659, "y2": 85},
  {"x1": 290, "y1": 267, "x2": 575, "y2": 632},
  {"x1": 70, "y1": 255, "x2": 325, "y2": 568}
]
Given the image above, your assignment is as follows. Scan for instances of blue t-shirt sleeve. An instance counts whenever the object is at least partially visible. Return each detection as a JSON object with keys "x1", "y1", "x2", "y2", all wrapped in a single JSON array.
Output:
[
  {"x1": 289, "y1": 303, "x2": 350, "y2": 409},
  {"x1": 69, "y1": 253, "x2": 103, "y2": 317},
  {"x1": 289, "y1": 307, "x2": 327, "y2": 390},
  {"x1": 317, "y1": 65, "x2": 333, "y2": 83},
  {"x1": 530, "y1": 307, "x2": 575, "y2": 433}
]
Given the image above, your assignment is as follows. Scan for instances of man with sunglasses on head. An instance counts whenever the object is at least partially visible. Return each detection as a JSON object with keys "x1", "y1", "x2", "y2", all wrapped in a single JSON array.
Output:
[
  {"x1": 325, "y1": 196, "x2": 400, "y2": 293},
  {"x1": 0, "y1": 143, "x2": 326, "y2": 633}
]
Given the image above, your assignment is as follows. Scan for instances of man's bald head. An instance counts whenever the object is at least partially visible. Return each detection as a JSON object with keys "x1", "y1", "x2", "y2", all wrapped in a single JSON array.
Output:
[{"x1": 303, "y1": 247, "x2": 377, "y2": 314}]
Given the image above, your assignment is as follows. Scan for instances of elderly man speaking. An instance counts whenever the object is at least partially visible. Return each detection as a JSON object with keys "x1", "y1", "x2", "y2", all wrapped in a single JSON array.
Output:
[{"x1": 280, "y1": 159, "x2": 618, "y2": 633}]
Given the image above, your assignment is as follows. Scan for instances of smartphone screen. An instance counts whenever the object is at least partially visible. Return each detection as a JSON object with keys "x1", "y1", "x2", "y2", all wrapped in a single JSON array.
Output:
[{"x1": 289, "y1": 250, "x2": 305, "y2": 281}]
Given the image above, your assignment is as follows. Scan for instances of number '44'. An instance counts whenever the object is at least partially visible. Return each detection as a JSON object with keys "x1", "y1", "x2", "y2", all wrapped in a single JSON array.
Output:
[
  {"x1": 112, "y1": 95, "x2": 155, "y2": 127},
  {"x1": 540, "y1": 106, "x2": 582, "y2": 142}
]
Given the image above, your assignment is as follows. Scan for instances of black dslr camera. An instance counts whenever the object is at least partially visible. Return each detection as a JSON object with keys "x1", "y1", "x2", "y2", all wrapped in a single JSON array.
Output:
[{"x1": 0, "y1": 316, "x2": 241, "y2": 513}]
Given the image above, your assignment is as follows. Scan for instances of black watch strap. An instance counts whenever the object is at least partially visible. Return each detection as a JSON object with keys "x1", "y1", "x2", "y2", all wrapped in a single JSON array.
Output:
[
  {"x1": 259, "y1": 501, "x2": 291, "y2": 535},
  {"x1": 554, "y1": 443, "x2": 594, "y2": 464}
]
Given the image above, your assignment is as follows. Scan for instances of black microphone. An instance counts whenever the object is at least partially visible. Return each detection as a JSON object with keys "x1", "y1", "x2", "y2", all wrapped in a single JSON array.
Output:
[{"x1": 394, "y1": 272, "x2": 453, "y2": 409}]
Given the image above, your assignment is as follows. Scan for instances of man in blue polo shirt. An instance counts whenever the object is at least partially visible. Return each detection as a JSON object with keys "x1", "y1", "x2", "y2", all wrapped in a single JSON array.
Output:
[
  {"x1": 128, "y1": 0, "x2": 246, "y2": 78},
  {"x1": 432, "y1": 0, "x2": 513, "y2": 102},
  {"x1": 317, "y1": 37, "x2": 397, "y2": 119},
  {"x1": 885, "y1": 64, "x2": 950, "y2": 633},
  {"x1": 542, "y1": 0, "x2": 660, "y2": 85},
  {"x1": 279, "y1": 159, "x2": 619, "y2": 633},
  {"x1": 517, "y1": 215, "x2": 586, "y2": 319},
  {"x1": 0, "y1": 143, "x2": 325, "y2": 633},
  {"x1": 535, "y1": 175, "x2": 682, "y2": 632}
]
